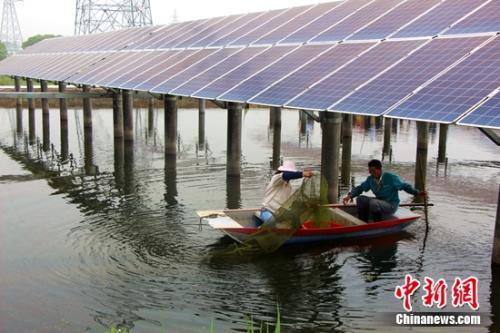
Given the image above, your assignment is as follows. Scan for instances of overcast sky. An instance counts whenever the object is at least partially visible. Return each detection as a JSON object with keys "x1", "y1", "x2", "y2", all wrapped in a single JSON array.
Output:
[{"x1": 16, "y1": 0, "x2": 338, "y2": 40}]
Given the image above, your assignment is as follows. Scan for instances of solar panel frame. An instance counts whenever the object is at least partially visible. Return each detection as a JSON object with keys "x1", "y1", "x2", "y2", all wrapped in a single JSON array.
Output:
[
  {"x1": 330, "y1": 36, "x2": 491, "y2": 116},
  {"x1": 279, "y1": 0, "x2": 371, "y2": 44},
  {"x1": 192, "y1": 45, "x2": 301, "y2": 102},
  {"x1": 134, "y1": 48, "x2": 219, "y2": 92},
  {"x1": 386, "y1": 36, "x2": 500, "y2": 123},
  {"x1": 165, "y1": 46, "x2": 269, "y2": 97},
  {"x1": 218, "y1": 44, "x2": 334, "y2": 105},
  {"x1": 285, "y1": 39, "x2": 426, "y2": 111},
  {"x1": 457, "y1": 89, "x2": 500, "y2": 129},
  {"x1": 445, "y1": 0, "x2": 500, "y2": 35},
  {"x1": 348, "y1": 0, "x2": 442, "y2": 41},
  {"x1": 311, "y1": 0, "x2": 404, "y2": 43}
]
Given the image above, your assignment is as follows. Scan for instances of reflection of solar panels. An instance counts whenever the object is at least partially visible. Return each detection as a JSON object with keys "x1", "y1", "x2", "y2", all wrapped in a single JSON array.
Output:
[
  {"x1": 387, "y1": 37, "x2": 500, "y2": 123},
  {"x1": 458, "y1": 91, "x2": 500, "y2": 129},
  {"x1": 1, "y1": 0, "x2": 499, "y2": 129}
]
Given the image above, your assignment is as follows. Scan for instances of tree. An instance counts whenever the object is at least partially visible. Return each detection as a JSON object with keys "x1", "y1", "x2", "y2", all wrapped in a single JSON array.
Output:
[
  {"x1": 0, "y1": 42, "x2": 7, "y2": 60},
  {"x1": 22, "y1": 34, "x2": 61, "y2": 49}
]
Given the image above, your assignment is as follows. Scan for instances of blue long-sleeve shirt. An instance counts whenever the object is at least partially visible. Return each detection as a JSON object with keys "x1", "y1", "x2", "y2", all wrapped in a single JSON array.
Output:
[{"x1": 350, "y1": 172, "x2": 419, "y2": 208}]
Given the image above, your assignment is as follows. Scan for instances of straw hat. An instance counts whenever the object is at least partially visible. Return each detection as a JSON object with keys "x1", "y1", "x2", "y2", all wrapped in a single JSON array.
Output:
[{"x1": 278, "y1": 160, "x2": 298, "y2": 172}]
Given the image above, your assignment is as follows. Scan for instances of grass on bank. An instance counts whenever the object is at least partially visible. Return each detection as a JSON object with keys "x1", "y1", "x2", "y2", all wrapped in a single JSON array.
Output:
[
  {"x1": 105, "y1": 307, "x2": 281, "y2": 333},
  {"x1": 0, "y1": 75, "x2": 27, "y2": 86}
]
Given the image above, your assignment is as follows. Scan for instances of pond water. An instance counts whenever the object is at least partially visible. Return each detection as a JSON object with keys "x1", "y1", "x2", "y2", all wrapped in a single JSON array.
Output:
[{"x1": 0, "y1": 106, "x2": 499, "y2": 333}]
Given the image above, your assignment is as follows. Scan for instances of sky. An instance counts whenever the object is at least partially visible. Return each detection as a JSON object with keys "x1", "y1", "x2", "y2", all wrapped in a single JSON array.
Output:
[{"x1": 16, "y1": 0, "x2": 338, "y2": 40}]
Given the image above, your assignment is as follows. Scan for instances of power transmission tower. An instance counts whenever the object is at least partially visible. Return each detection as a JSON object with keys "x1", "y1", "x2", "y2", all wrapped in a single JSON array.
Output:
[
  {"x1": 0, "y1": 0, "x2": 23, "y2": 53},
  {"x1": 74, "y1": 0, "x2": 153, "y2": 35}
]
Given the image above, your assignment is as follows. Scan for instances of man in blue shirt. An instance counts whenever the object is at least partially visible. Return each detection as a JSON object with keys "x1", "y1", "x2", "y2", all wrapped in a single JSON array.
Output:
[{"x1": 342, "y1": 159, "x2": 425, "y2": 222}]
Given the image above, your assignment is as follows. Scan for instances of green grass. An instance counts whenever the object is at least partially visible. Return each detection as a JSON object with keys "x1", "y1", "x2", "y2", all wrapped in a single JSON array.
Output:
[
  {"x1": 0, "y1": 75, "x2": 27, "y2": 86},
  {"x1": 104, "y1": 305, "x2": 281, "y2": 333}
]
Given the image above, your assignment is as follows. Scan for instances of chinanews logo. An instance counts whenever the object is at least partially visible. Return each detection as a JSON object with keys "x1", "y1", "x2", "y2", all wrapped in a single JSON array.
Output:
[{"x1": 392, "y1": 274, "x2": 482, "y2": 326}]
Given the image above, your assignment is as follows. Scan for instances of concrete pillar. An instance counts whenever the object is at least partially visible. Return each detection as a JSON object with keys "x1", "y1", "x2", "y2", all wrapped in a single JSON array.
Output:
[
  {"x1": 227, "y1": 102, "x2": 242, "y2": 176},
  {"x1": 341, "y1": 114, "x2": 352, "y2": 186},
  {"x1": 14, "y1": 76, "x2": 22, "y2": 133},
  {"x1": 40, "y1": 80, "x2": 50, "y2": 151},
  {"x1": 82, "y1": 85, "x2": 94, "y2": 175},
  {"x1": 438, "y1": 123, "x2": 448, "y2": 163},
  {"x1": 198, "y1": 99, "x2": 205, "y2": 148},
  {"x1": 164, "y1": 95, "x2": 177, "y2": 156},
  {"x1": 271, "y1": 107, "x2": 281, "y2": 170},
  {"x1": 122, "y1": 89, "x2": 133, "y2": 141},
  {"x1": 383, "y1": 117, "x2": 392, "y2": 156},
  {"x1": 148, "y1": 97, "x2": 154, "y2": 135},
  {"x1": 321, "y1": 111, "x2": 342, "y2": 203},
  {"x1": 269, "y1": 106, "x2": 275, "y2": 129},
  {"x1": 415, "y1": 121, "x2": 429, "y2": 193},
  {"x1": 492, "y1": 186, "x2": 500, "y2": 266},
  {"x1": 58, "y1": 82, "x2": 68, "y2": 161},
  {"x1": 226, "y1": 175, "x2": 241, "y2": 209},
  {"x1": 82, "y1": 85, "x2": 92, "y2": 129},
  {"x1": 123, "y1": 138, "x2": 134, "y2": 195},
  {"x1": 113, "y1": 91, "x2": 124, "y2": 138},
  {"x1": 299, "y1": 110, "x2": 307, "y2": 136},
  {"x1": 164, "y1": 154, "x2": 178, "y2": 206},
  {"x1": 26, "y1": 78, "x2": 35, "y2": 144}
]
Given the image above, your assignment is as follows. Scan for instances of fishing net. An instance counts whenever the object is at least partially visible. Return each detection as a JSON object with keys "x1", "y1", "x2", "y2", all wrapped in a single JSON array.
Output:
[{"x1": 220, "y1": 174, "x2": 335, "y2": 255}]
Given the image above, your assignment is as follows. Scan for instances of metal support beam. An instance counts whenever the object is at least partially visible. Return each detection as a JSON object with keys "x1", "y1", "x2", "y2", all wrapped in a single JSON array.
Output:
[
  {"x1": 321, "y1": 111, "x2": 342, "y2": 203},
  {"x1": 479, "y1": 128, "x2": 500, "y2": 146},
  {"x1": 493, "y1": 186, "x2": 500, "y2": 266},
  {"x1": 198, "y1": 99, "x2": 205, "y2": 148},
  {"x1": 122, "y1": 89, "x2": 133, "y2": 142},
  {"x1": 271, "y1": 107, "x2": 281, "y2": 170},
  {"x1": 227, "y1": 102, "x2": 242, "y2": 176},
  {"x1": 59, "y1": 82, "x2": 69, "y2": 161},
  {"x1": 438, "y1": 123, "x2": 448, "y2": 163},
  {"x1": 415, "y1": 121, "x2": 429, "y2": 193},
  {"x1": 14, "y1": 76, "x2": 22, "y2": 133},
  {"x1": 40, "y1": 80, "x2": 50, "y2": 151},
  {"x1": 383, "y1": 117, "x2": 392, "y2": 157},
  {"x1": 341, "y1": 114, "x2": 352, "y2": 186},
  {"x1": 164, "y1": 94, "x2": 177, "y2": 156},
  {"x1": 26, "y1": 78, "x2": 35, "y2": 144}
]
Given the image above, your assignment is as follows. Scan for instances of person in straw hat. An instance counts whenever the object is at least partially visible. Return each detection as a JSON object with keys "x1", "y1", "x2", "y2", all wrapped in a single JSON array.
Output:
[{"x1": 259, "y1": 160, "x2": 313, "y2": 222}]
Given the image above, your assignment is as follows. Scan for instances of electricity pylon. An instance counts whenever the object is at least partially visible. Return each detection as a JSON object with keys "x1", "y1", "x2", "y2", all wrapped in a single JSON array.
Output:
[
  {"x1": 0, "y1": 0, "x2": 23, "y2": 53},
  {"x1": 74, "y1": 0, "x2": 153, "y2": 35}
]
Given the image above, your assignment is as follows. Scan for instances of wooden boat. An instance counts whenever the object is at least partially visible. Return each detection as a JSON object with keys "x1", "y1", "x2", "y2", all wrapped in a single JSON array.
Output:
[{"x1": 198, "y1": 206, "x2": 420, "y2": 245}]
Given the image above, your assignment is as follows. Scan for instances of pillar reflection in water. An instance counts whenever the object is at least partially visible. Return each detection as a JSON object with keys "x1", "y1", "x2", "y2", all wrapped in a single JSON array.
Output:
[
  {"x1": 226, "y1": 175, "x2": 241, "y2": 209},
  {"x1": 15, "y1": 76, "x2": 22, "y2": 134},
  {"x1": 84, "y1": 124, "x2": 95, "y2": 176},
  {"x1": 123, "y1": 138, "x2": 135, "y2": 195},
  {"x1": 114, "y1": 137, "x2": 124, "y2": 190},
  {"x1": 164, "y1": 154, "x2": 177, "y2": 206}
]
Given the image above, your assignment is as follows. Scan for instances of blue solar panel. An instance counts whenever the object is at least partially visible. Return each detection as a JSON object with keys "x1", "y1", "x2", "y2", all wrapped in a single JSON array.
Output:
[
  {"x1": 94, "y1": 52, "x2": 155, "y2": 87},
  {"x1": 446, "y1": 1, "x2": 500, "y2": 35},
  {"x1": 348, "y1": 0, "x2": 441, "y2": 40},
  {"x1": 247, "y1": 42, "x2": 373, "y2": 107},
  {"x1": 173, "y1": 15, "x2": 229, "y2": 48},
  {"x1": 193, "y1": 46, "x2": 297, "y2": 100},
  {"x1": 280, "y1": 0, "x2": 371, "y2": 44},
  {"x1": 286, "y1": 40, "x2": 425, "y2": 111},
  {"x1": 311, "y1": 0, "x2": 401, "y2": 43},
  {"x1": 162, "y1": 47, "x2": 268, "y2": 96},
  {"x1": 331, "y1": 36, "x2": 490, "y2": 116},
  {"x1": 218, "y1": 44, "x2": 331, "y2": 104},
  {"x1": 458, "y1": 91, "x2": 500, "y2": 129},
  {"x1": 387, "y1": 37, "x2": 500, "y2": 123},
  {"x1": 150, "y1": 48, "x2": 242, "y2": 94},
  {"x1": 394, "y1": 0, "x2": 486, "y2": 38}
]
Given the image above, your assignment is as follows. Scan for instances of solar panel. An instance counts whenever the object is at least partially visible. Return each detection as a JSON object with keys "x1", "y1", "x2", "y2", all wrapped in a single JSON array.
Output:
[
  {"x1": 106, "y1": 50, "x2": 182, "y2": 90},
  {"x1": 129, "y1": 22, "x2": 189, "y2": 50},
  {"x1": 286, "y1": 40, "x2": 425, "y2": 111},
  {"x1": 445, "y1": 1, "x2": 500, "y2": 35},
  {"x1": 218, "y1": 44, "x2": 332, "y2": 104},
  {"x1": 92, "y1": 52, "x2": 155, "y2": 87},
  {"x1": 229, "y1": 6, "x2": 312, "y2": 46},
  {"x1": 191, "y1": 45, "x2": 297, "y2": 100},
  {"x1": 311, "y1": 0, "x2": 402, "y2": 43},
  {"x1": 153, "y1": 19, "x2": 211, "y2": 49},
  {"x1": 68, "y1": 52, "x2": 131, "y2": 84},
  {"x1": 394, "y1": 0, "x2": 486, "y2": 38},
  {"x1": 134, "y1": 48, "x2": 218, "y2": 91},
  {"x1": 164, "y1": 46, "x2": 268, "y2": 96},
  {"x1": 458, "y1": 90, "x2": 500, "y2": 129},
  {"x1": 280, "y1": 0, "x2": 371, "y2": 44},
  {"x1": 253, "y1": 2, "x2": 342, "y2": 45},
  {"x1": 36, "y1": 53, "x2": 83, "y2": 80},
  {"x1": 348, "y1": 0, "x2": 441, "y2": 40},
  {"x1": 147, "y1": 47, "x2": 242, "y2": 93},
  {"x1": 247, "y1": 42, "x2": 374, "y2": 107},
  {"x1": 23, "y1": 54, "x2": 65, "y2": 78},
  {"x1": 208, "y1": 10, "x2": 278, "y2": 47},
  {"x1": 172, "y1": 15, "x2": 229, "y2": 48},
  {"x1": 387, "y1": 37, "x2": 500, "y2": 123},
  {"x1": 330, "y1": 36, "x2": 490, "y2": 116},
  {"x1": 58, "y1": 53, "x2": 111, "y2": 81}
]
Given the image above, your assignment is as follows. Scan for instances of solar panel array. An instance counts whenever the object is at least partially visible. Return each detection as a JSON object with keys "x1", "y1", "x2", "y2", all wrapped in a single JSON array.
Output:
[{"x1": 0, "y1": 0, "x2": 498, "y2": 129}]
